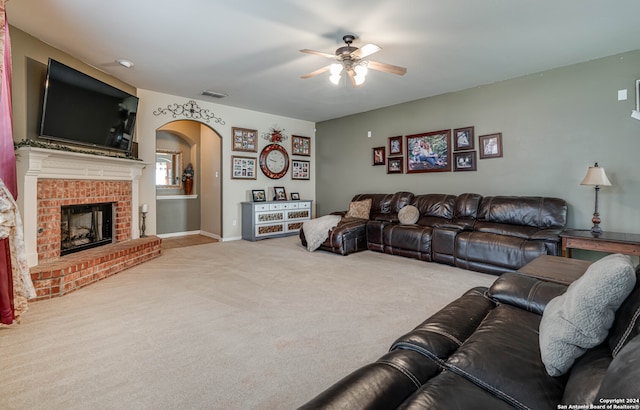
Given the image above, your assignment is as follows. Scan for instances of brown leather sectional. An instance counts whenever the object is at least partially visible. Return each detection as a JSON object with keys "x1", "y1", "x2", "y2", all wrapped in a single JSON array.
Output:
[{"x1": 301, "y1": 191, "x2": 568, "y2": 274}]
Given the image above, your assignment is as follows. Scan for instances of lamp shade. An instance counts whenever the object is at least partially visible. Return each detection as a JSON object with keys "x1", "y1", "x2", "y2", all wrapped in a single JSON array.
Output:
[{"x1": 580, "y1": 163, "x2": 611, "y2": 187}]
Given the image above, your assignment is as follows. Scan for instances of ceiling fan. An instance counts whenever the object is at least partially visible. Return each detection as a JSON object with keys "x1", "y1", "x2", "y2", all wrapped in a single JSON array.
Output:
[{"x1": 300, "y1": 34, "x2": 407, "y2": 86}]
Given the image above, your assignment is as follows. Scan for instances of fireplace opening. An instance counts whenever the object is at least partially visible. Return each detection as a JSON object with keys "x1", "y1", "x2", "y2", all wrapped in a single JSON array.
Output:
[{"x1": 61, "y1": 202, "x2": 115, "y2": 256}]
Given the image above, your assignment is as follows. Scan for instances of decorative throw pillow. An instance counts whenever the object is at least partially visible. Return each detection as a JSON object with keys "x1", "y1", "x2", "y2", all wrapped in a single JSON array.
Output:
[
  {"x1": 398, "y1": 205, "x2": 420, "y2": 224},
  {"x1": 345, "y1": 199, "x2": 372, "y2": 219},
  {"x1": 539, "y1": 253, "x2": 636, "y2": 376}
]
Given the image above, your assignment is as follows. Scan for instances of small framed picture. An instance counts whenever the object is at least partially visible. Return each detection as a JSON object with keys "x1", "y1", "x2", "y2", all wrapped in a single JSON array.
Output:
[
  {"x1": 252, "y1": 189, "x2": 266, "y2": 202},
  {"x1": 292, "y1": 135, "x2": 311, "y2": 156},
  {"x1": 291, "y1": 159, "x2": 310, "y2": 180},
  {"x1": 372, "y1": 146, "x2": 385, "y2": 166},
  {"x1": 453, "y1": 151, "x2": 477, "y2": 171},
  {"x1": 232, "y1": 127, "x2": 258, "y2": 152},
  {"x1": 290, "y1": 192, "x2": 300, "y2": 200},
  {"x1": 453, "y1": 126, "x2": 474, "y2": 151},
  {"x1": 388, "y1": 136, "x2": 403, "y2": 155},
  {"x1": 387, "y1": 157, "x2": 404, "y2": 174},
  {"x1": 274, "y1": 186, "x2": 287, "y2": 201},
  {"x1": 231, "y1": 156, "x2": 257, "y2": 179},
  {"x1": 479, "y1": 133, "x2": 503, "y2": 159}
]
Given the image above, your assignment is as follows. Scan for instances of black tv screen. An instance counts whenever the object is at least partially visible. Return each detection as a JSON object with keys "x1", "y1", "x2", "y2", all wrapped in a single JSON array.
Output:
[{"x1": 39, "y1": 59, "x2": 139, "y2": 154}]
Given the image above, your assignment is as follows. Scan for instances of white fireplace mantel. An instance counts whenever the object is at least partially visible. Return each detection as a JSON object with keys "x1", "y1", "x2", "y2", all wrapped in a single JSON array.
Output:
[{"x1": 15, "y1": 147, "x2": 148, "y2": 267}]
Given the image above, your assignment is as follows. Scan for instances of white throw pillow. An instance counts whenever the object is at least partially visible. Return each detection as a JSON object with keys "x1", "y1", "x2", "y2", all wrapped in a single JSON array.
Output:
[
  {"x1": 539, "y1": 253, "x2": 636, "y2": 376},
  {"x1": 398, "y1": 205, "x2": 420, "y2": 224}
]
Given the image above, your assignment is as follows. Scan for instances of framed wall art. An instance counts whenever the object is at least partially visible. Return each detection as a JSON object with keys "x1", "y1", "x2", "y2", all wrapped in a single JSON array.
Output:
[
  {"x1": 372, "y1": 146, "x2": 385, "y2": 166},
  {"x1": 292, "y1": 135, "x2": 311, "y2": 156},
  {"x1": 274, "y1": 186, "x2": 287, "y2": 201},
  {"x1": 453, "y1": 126, "x2": 474, "y2": 151},
  {"x1": 232, "y1": 127, "x2": 258, "y2": 152},
  {"x1": 387, "y1": 157, "x2": 404, "y2": 174},
  {"x1": 291, "y1": 159, "x2": 310, "y2": 180},
  {"x1": 252, "y1": 189, "x2": 266, "y2": 202},
  {"x1": 479, "y1": 133, "x2": 503, "y2": 159},
  {"x1": 231, "y1": 155, "x2": 257, "y2": 179},
  {"x1": 388, "y1": 136, "x2": 403, "y2": 155},
  {"x1": 453, "y1": 151, "x2": 477, "y2": 172},
  {"x1": 405, "y1": 129, "x2": 451, "y2": 173}
]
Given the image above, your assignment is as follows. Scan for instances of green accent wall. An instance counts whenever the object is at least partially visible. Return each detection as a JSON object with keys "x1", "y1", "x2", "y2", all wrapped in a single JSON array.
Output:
[{"x1": 316, "y1": 50, "x2": 640, "y2": 243}]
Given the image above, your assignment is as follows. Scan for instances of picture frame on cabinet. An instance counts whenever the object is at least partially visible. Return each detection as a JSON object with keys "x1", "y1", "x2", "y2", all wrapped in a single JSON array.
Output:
[
  {"x1": 252, "y1": 189, "x2": 266, "y2": 202},
  {"x1": 372, "y1": 146, "x2": 386, "y2": 166},
  {"x1": 292, "y1": 135, "x2": 311, "y2": 156},
  {"x1": 388, "y1": 136, "x2": 403, "y2": 155},
  {"x1": 479, "y1": 133, "x2": 503, "y2": 159},
  {"x1": 231, "y1": 155, "x2": 257, "y2": 179},
  {"x1": 291, "y1": 159, "x2": 310, "y2": 180},
  {"x1": 290, "y1": 192, "x2": 300, "y2": 200},
  {"x1": 453, "y1": 126, "x2": 474, "y2": 151},
  {"x1": 232, "y1": 127, "x2": 258, "y2": 152},
  {"x1": 387, "y1": 157, "x2": 404, "y2": 174},
  {"x1": 405, "y1": 129, "x2": 451, "y2": 173},
  {"x1": 453, "y1": 151, "x2": 477, "y2": 171},
  {"x1": 274, "y1": 186, "x2": 287, "y2": 201}
]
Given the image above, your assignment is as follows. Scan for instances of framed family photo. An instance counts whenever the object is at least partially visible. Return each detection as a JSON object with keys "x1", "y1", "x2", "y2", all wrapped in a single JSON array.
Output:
[
  {"x1": 292, "y1": 135, "x2": 311, "y2": 156},
  {"x1": 291, "y1": 159, "x2": 310, "y2": 180},
  {"x1": 252, "y1": 189, "x2": 266, "y2": 202},
  {"x1": 274, "y1": 186, "x2": 287, "y2": 201},
  {"x1": 405, "y1": 129, "x2": 451, "y2": 173},
  {"x1": 453, "y1": 151, "x2": 477, "y2": 171},
  {"x1": 290, "y1": 192, "x2": 300, "y2": 200},
  {"x1": 453, "y1": 126, "x2": 474, "y2": 151},
  {"x1": 372, "y1": 146, "x2": 385, "y2": 166},
  {"x1": 479, "y1": 133, "x2": 503, "y2": 159},
  {"x1": 232, "y1": 127, "x2": 258, "y2": 152},
  {"x1": 387, "y1": 157, "x2": 404, "y2": 174},
  {"x1": 231, "y1": 156, "x2": 257, "y2": 179},
  {"x1": 388, "y1": 136, "x2": 403, "y2": 155}
]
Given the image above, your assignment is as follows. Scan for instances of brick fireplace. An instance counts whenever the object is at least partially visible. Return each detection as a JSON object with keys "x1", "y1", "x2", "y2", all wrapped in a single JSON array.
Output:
[{"x1": 16, "y1": 147, "x2": 161, "y2": 300}]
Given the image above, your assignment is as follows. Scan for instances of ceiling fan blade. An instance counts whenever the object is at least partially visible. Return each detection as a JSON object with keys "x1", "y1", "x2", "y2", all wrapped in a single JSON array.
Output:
[
  {"x1": 351, "y1": 43, "x2": 381, "y2": 59},
  {"x1": 300, "y1": 49, "x2": 336, "y2": 59},
  {"x1": 367, "y1": 60, "x2": 407, "y2": 76},
  {"x1": 300, "y1": 65, "x2": 331, "y2": 79}
]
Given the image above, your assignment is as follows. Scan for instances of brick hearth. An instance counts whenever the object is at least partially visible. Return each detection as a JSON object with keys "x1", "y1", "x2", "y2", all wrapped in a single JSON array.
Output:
[{"x1": 30, "y1": 236, "x2": 162, "y2": 301}]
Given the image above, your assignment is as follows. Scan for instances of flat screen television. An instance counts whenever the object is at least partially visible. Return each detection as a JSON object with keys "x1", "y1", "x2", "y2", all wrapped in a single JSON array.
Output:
[{"x1": 39, "y1": 58, "x2": 139, "y2": 154}]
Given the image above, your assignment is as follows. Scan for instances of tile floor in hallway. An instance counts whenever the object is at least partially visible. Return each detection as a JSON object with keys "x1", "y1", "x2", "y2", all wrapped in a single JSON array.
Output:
[{"x1": 160, "y1": 235, "x2": 218, "y2": 250}]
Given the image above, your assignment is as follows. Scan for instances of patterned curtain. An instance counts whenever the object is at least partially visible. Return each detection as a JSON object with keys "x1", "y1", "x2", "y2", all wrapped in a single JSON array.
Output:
[{"x1": 1, "y1": 0, "x2": 32, "y2": 325}]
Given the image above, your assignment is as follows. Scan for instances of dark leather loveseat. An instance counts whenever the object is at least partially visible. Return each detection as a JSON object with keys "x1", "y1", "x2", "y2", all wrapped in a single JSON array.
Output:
[
  {"x1": 299, "y1": 262, "x2": 640, "y2": 409},
  {"x1": 301, "y1": 192, "x2": 568, "y2": 274}
]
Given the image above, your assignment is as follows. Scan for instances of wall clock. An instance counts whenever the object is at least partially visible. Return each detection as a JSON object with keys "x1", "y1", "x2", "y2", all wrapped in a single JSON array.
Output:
[{"x1": 259, "y1": 143, "x2": 289, "y2": 179}]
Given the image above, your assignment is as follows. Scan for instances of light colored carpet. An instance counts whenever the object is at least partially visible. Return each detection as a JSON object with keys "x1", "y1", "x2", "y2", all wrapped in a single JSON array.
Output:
[{"x1": 0, "y1": 236, "x2": 495, "y2": 410}]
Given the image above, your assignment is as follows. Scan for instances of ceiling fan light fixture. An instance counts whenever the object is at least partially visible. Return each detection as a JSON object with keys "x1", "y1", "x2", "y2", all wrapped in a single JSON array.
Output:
[
  {"x1": 329, "y1": 74, "x2": 341, "y2": 85},
  {"x1": 354, "y1": 75, "x2": 366, "y2": 86},
  {"x1": 330, "y1": 63, "x2": 343, "y2": 75},
  {"x1": 354, "y1": 65, "x2": 368, "y2": 76}
]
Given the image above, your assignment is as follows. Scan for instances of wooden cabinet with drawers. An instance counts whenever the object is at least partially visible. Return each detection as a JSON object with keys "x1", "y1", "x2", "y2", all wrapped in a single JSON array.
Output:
[{"x1": 241, "y1": 200, "x2": 312, "y2": 241}]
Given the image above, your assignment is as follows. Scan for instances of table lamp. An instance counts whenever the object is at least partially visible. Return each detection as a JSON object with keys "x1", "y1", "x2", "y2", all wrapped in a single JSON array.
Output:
[{"x1": 580, "y1": 162, "x2": 611, "y2": 235}]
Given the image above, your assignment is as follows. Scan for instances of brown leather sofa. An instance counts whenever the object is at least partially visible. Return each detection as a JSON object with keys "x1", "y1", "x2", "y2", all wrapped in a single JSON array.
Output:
[
  {"x1": 299, "y1": 266, "x2": 640, "y2": 409},
  {"x1": 300, "y1": 192, "x2": 414, "y2": 255},
  {"x1": 301, "y1": 192, "x2": 568, "y2": 274}
]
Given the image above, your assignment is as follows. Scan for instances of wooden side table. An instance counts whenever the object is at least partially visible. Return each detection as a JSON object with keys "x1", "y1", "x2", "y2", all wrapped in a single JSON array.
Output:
[
  {"x1": 560, "y1": 229, "x2": 640, "y2": 258},
  {"x1": 517, "y1": 255, "x2": 591, "y2": 285}
]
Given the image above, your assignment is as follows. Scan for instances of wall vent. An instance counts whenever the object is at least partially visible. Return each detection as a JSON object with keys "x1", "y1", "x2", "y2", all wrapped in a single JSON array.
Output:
[{"x1": 201, "y1": 90, "x2": 227, "y2": 99}]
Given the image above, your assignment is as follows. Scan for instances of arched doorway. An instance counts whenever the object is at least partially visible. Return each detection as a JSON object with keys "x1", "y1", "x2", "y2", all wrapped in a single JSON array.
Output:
[{"x1": 154, "y1": 120, "x2": 222, "y2": 239}]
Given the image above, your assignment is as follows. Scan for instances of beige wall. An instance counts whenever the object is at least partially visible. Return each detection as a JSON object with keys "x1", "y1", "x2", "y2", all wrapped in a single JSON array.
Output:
[
  {"x1": 10, "y1": 25, "x2": 317, "y2": 241},
  {"x1": 316, "y1": 50, "x2": 640, "y2": 238},
  {"x1": 10, "y1": 26, "x2": 136, "y2": 143}
]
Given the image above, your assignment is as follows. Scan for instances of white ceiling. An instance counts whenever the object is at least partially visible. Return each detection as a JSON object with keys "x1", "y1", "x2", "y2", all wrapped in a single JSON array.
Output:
[{"x1": 7, "y1": 0, "x2": 640, "y2": 123}]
